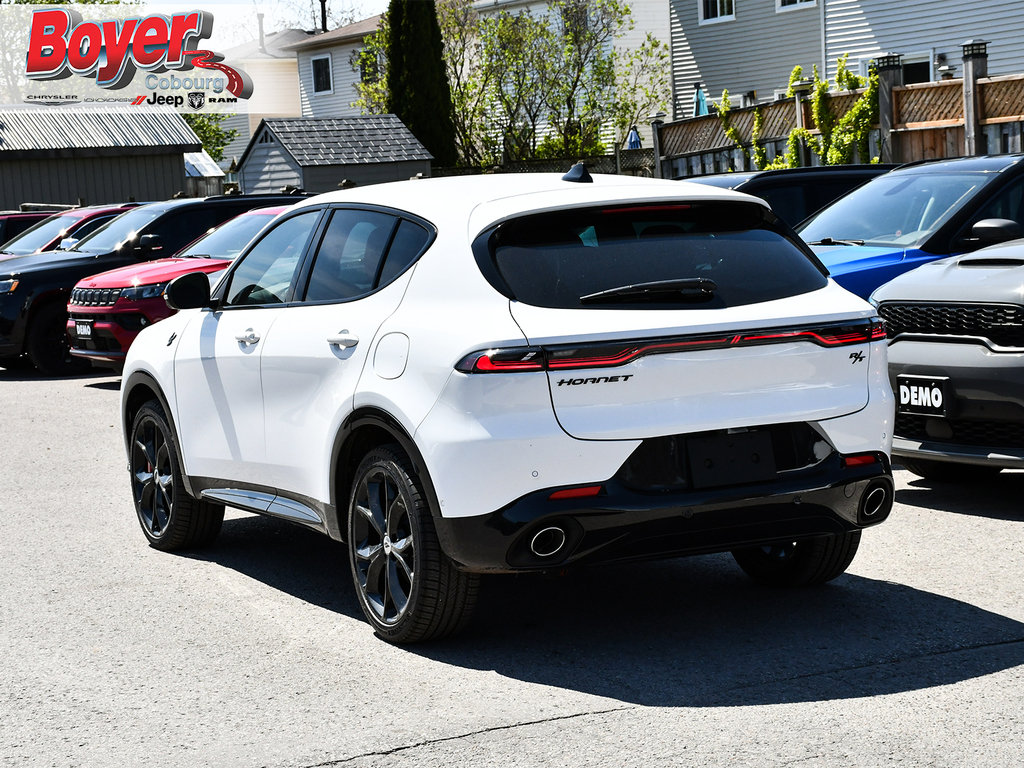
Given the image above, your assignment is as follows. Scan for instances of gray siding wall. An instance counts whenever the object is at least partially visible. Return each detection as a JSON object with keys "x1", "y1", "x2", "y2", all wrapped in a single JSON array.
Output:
[
  {"x1": 301, "y1": 160, "x2": 431, "y2": 192},
  {"x1": 0, "y1": 154, "x2": 185, "y2": 209},
  {"x1": 297, "y1": 45, "x2": 364, "y2": 118},
  {"x1": 669, "y1": 0, "x2": 821, "y2": 119},
  {"x1": 238, "y1": 140, "x2": 302, "y2": 194},
  {"x1": 825, "y1": 0, "x2": 1024, "y2": 81}
]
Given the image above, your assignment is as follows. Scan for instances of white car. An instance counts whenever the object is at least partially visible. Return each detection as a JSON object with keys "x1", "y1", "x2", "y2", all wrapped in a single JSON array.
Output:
[{"x1": 120, "y1": 169, "x2": 895, "y2": 643}]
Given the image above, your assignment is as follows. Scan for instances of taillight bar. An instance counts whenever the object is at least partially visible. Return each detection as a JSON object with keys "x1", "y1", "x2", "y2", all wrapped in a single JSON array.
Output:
[{"x1": 456, "y1": 318, "x2": 886, "y2": 374}]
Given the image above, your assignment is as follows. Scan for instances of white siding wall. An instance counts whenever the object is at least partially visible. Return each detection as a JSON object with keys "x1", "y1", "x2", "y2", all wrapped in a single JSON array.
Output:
[
  {"x1": 825, "y1": 0, "x2": 1024, "y2": 81},
  {"x1": 297, "y1": 45, "x2": 365, "y2": 118},
  {"x1": 669, "y1": 0, "x2": 822, "y2": 119}
]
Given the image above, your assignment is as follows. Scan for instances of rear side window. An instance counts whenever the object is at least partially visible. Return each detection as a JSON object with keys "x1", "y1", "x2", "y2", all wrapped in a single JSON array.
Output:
[{"x1": 482, "y1": 201, "x2": 827, "y2": 309}]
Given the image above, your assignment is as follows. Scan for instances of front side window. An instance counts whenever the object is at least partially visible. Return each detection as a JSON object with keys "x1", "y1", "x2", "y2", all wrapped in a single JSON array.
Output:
[
  {"x1": 224, "y1": 211, "x2": 320, "y2": 306},
  {"x1": 311, "y1": 54, "x2": 333, "y2": 94},
  {"x1": 304, "y1": 210, "x2": 396, "y2": 302},
  {"x1": 482, "y1": 201, "x2": 826, "y2": 309},
  {"x1": 700, "y1": 0, "x2": 735, "y2": 23}
]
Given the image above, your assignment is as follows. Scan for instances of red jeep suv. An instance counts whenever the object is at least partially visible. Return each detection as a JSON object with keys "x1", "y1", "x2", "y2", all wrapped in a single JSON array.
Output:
[{"x1": 67, "y1": 205, "x2": 288, "y2": 370}]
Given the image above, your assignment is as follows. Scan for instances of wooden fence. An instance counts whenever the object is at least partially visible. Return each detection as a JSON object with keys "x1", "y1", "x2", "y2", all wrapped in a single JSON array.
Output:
[{"x1": 661, "y1": 73, "x2": 1024, "y2": 178}]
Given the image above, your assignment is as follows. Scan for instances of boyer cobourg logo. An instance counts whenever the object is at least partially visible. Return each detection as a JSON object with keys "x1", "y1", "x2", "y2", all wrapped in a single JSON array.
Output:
[{"x1": 24, "y1": 8, "x2": 252, "y2": 107}]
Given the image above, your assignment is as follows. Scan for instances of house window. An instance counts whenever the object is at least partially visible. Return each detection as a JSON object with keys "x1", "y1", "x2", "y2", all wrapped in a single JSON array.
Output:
[
  {"x1": 699, "y1": 0, "x2": 735, "y2": 24},
  {"x1": 777, "y1": 0, "x2": 814, "y2": 11},
  {"x1": 311, "y1": 54, "x2": 333, "y2": 95}
]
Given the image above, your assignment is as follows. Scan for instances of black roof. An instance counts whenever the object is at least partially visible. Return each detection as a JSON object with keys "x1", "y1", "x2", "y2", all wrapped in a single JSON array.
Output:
[{"x1": 238, "y1": 115, "x2": 432, "y2": 170}]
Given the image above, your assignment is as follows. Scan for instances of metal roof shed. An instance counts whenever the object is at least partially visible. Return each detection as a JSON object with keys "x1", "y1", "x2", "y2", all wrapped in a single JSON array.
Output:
[
  {"x1": 236, "y1": 115, "x2": 432, "y2": 193},
  {"x1": 0, "y1": 109, "x2": 201, "y2": 209}
]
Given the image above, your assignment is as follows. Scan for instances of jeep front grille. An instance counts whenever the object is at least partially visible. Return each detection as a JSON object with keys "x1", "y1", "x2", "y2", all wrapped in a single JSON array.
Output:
[{"x1": 69, "y1": 287, "x2": 121, "y2": 307}]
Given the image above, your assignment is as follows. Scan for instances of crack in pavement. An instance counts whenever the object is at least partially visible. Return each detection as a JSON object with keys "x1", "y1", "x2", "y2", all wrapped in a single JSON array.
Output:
[
  {"x1": 296, "y1": 636, "x2": 1024, "y2": 767},
  {"x1": 298, "y1": 706, "x2": 634, "y2": 767}
]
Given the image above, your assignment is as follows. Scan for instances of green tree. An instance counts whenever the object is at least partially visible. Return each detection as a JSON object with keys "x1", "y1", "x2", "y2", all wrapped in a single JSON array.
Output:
[
  {"x1": 436, "y1": 0, "x2": 491, "y2": 167},
  {"x1": 182, "y1": 113, "x2": 237, "y2": 162},
  {"x1": 478, "y1": 8, "x2": 555, "y2": 162},
  {"x1": 611, "y1": 30, "x2": 670, "y2": 145},
  {"x1": 386, "y1": 0, "x2": 457, "y2": 167},
  {"x1": 351, "y1": 12, "x2": 389, "y2": 115}
]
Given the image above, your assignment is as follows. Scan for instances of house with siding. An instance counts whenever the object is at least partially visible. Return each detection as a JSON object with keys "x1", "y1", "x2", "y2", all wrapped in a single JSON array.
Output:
[
  {"x1": 0, "y1": 109, "x2": 200, "y2": 209},
  {"x1": 669, "y1": 0, "x2": 1024, "y2": 119},
  {"x1": 218, "y1": 26, "x2": 315, "y2": 173},
  {"x1": 285, "y1": 15, "x2": 382, "y2": 119},
  {"x1": 236, "y1": 115, "x2": 432, "y2": 194}
]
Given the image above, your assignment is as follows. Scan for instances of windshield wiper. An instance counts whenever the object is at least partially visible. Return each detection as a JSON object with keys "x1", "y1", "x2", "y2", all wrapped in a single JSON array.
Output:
[
  {"x1": 181, "y1": 253, "x2": 210, "y2": 259},
  {"x1": 580, "y1": 278, "x2": 718, "y2": 305},
  {"x1": 806, "y1": 237, "x2": 865, "y2": 246}
]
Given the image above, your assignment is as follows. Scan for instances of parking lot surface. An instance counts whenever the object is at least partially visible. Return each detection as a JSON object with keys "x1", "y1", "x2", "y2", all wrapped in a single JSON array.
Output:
[{"x1": 1, "y1": 370, "x2": 1023, "y2": 767}]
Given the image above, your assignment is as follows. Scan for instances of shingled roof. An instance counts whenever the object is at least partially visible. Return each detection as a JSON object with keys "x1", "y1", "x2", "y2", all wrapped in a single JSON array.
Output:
[
  {"x1": 0, "y1": 108, "x2": 201, "y2": 159},
  {"x1": 240, "y1": 115, "x2": 433, "y2": 168}
]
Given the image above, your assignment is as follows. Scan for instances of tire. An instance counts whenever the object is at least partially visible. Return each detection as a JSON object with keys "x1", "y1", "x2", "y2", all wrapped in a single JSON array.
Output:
[
  {"x1": 25, "y1": 302, "x2": 89, "y2": 376},
  {"x1": 732, "y1": 531, "x2": 861, "y2": 587},
  {"x1": 900, "y1": 457, "x2": 1002, "y2": 482},
  {"x1": 129, "y1": 401, "x2": 223, "y2": 551},
  {"x1": 347, "y1": 444, "x2": 479, "y2": 643}
]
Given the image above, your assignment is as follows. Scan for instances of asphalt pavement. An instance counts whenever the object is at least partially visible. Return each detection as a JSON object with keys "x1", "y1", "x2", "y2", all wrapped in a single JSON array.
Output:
[{"x1": 1, "y1": 369, "x2": 1022, "y2": 767}]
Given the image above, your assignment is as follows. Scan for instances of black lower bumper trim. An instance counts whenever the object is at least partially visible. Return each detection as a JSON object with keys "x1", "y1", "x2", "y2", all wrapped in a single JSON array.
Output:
[{"x1": 434, "y1": 455, "x2": 893, "y2": 573}]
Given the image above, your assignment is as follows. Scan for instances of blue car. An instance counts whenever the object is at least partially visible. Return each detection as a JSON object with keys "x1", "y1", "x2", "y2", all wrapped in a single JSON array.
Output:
[{"x1": 798, "y1": 155, "x2": 1024, "y2": 298}]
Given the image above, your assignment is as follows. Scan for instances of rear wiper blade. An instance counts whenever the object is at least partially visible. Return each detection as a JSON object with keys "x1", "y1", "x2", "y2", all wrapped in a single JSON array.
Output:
[
  {"x1": 580, "y1": 278, "x2": 718, "y2": 304},
  {"x1": 806, "y1": 237, "x2": 865, "y2": 246}
]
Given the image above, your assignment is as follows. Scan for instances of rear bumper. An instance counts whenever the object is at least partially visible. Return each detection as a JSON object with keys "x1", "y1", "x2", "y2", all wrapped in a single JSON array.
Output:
[{"x1": 435, "y1": 454, "x2": 893, "y2": 573}]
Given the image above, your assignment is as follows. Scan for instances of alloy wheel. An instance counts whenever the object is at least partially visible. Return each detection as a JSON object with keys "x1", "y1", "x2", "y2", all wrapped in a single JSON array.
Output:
[
  {"x1": 131, "y1": 415, "x2": 174, "y2": 538},
  {"x1": 351, "y1": 466, "x2": 416, "y2": 625}
]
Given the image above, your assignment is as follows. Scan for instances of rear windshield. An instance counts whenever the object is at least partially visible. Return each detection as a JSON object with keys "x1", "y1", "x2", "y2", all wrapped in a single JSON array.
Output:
[{"x1": 481, "y1": 201, "x2": 827, "y2": 309}]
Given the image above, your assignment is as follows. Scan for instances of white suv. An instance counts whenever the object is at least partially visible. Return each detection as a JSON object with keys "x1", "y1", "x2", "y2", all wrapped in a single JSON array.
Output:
[{"x1": 120, "y1": 170, "x2": 895, "y2": 643}]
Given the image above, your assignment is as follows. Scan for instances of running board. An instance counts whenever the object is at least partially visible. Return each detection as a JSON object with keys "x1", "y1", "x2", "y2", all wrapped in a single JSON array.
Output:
[{"x1": 201, "y1": 488, "x2": 324, "y2": 527}]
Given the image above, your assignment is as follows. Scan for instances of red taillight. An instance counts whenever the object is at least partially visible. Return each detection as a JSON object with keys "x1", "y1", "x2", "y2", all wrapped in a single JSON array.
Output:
[
  {"x1": 842, "y1": 454, "x2": 878, "y2": 468},
  {"x1": 455, "y1": 319, "x2": 883, "y2": 374},
  {"x1": 548, "y1": 485, "x2": 603, "y2": 500},
  {"x1": 455, "y1": 348, "x2": 545, "y2": 373}
]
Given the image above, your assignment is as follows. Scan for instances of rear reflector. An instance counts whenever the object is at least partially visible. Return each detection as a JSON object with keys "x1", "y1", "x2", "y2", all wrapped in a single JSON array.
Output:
[
  {"x1": 548, "y1": 485, "x2": 603, "y2": 500},
  {"x1": 842, "y1": 454, "x2": 879, "y2": 467},
  {"x1": 456, "y1": 318, "x2": 885, "y2": 373}
]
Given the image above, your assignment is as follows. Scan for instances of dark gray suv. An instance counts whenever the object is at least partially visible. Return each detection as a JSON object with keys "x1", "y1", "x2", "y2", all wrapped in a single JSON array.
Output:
[{"x1": 872, "y1": 239, "x2": 1024, "y2": 480}]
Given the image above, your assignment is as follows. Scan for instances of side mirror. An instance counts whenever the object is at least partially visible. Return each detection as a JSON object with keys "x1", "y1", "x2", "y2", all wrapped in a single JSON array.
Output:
[
  {"x1": 139, "y1": 233, "x2": 163, "y2": 253},
  {"x1": 969, "y1": 218, "x2": 1022, "y2": 246},
  {"x1": 165, "y1": 271, "x2": 212, "y2": 310},
  {"x1": 57, "y1": 237, "x2": 79, "y2": 250}
]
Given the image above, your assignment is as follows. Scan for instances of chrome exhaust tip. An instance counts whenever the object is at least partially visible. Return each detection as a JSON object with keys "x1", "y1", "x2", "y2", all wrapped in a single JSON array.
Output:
[
  {"x1": 859, "y1": 479, "x2": 893, "y2": 523},
  {"x1": 530, "y1": 526, "x2": 568, "y2": 558}
]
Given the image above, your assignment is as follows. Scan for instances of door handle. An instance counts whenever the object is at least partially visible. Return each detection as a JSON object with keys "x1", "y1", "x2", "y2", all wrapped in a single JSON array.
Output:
[
  {"x1": 327, "y1": 330, "x2": 359, "y2": 349},
  {"x1": 235, "y1": 328, "x2": 260, "y2": 345}
]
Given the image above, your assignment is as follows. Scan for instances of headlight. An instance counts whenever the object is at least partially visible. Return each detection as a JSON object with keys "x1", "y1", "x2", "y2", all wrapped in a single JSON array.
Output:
[
  {"x1": 0, "y1": 279, "x2": 18, "y2": 294},
  {"x1": 867, "y1": 292, "x2": 880, "y2": 308},
  {"x1": 120, "y1": 283, "x2": 167, "y2": 301}
]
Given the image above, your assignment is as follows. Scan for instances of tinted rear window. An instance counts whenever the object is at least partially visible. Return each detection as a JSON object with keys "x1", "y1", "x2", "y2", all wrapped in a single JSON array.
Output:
[{"x1": 481, "y1": 201, "x2": 827, "y2": 309}]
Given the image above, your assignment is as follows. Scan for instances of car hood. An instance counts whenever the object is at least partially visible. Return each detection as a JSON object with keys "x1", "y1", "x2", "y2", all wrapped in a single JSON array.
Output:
[
  {"x1": 75, "y1": 257, "x2": 231, "y2": 289},
  {"x1": 872, "y1": 247, "x2": 1024, "y2": 304},
  {"x1": 810, "y1": 244, "x2": 908, "y2": 275},
  {"x1": 0, "y1": 248, "x2": 113, "y2": 276}
]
